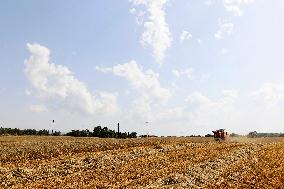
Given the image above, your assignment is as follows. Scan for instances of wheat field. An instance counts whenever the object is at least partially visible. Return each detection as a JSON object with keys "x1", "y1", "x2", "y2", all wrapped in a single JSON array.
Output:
[{"x1": 0, "y1": 136, "x2": 283, "y2": 188}]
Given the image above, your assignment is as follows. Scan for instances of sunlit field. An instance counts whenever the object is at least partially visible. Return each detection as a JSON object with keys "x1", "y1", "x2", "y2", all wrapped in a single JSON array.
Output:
[{"x1": 0, "y1": 136, "x2": 284, "y2": 188}]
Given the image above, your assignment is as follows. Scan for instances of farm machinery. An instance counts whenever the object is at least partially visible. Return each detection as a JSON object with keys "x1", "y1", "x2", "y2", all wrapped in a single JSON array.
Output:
[{"x1": 212, "y1": 129, "x2": 229, "y2": 141}]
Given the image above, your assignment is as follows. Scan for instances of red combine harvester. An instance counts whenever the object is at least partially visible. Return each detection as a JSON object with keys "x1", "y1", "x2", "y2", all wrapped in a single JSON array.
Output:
[{"x1": 212, "y1": 129, "x2": 229, "y2": 141}]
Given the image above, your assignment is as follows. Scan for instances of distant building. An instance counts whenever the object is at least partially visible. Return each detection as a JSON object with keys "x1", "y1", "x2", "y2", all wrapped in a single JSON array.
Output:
[{"x1": 248, "y1": 131, "x2": 280, "y2": 138}]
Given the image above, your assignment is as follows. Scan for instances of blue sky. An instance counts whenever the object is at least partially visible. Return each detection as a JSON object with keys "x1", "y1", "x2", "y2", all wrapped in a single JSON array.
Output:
[{"x1": 1, "y1": 0, "x2": 284, "y2": 136}]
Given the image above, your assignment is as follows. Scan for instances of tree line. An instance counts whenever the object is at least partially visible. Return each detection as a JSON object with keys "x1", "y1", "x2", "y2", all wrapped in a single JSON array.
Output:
[
  {"x1": 0, "y1": 126, "x2": 137, "y2": 139},
  {"x1": 0, "y1": 127, "x2": 61, "y2": 136},
  {"x1": 66, "y1": 126, "x2": 137, "y2": 138}
]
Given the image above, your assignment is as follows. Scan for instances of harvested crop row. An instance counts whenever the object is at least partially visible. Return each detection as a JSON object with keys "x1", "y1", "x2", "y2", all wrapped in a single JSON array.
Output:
[
  {"x1": 0, "y1": 137, "x2": 212, "y2": 166},
  {"x1": 0, "y1": 140, "x2": 242, "y2": 188},
  {"x1": 147, "y1": 143, "x2": 261, "y2": 188},
  {"x1": 147, "y1": 140, "x2": 284, "y2": 189},
  {"x1": 2, "y1": 136, "x2": 283, "y2": 189},
  {"x1": 217, "y1": 142, "x2": 284, "y2": 188}
]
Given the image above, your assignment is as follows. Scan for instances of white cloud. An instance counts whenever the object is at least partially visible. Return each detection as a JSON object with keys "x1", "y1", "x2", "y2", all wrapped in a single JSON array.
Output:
[
  {"x1": 235, "y1": 82, "x2": 284, "y2": 133},
  {"x1": 96, "y1": 60, "x2": 171, "y2": 103},
  {"x1": 176, "y1": 85, "x2": 284, "y2": 134},
  {"x1": 223, "y1": 0, "x2": 254, "y2": 16},
  {"x1": 187, "y1": 90, "x2": 238, "y2": 110},
  {"x1": 185, "y1": 90, "x2": 238, "y2": 128},
  {"x1": 98, "y1": 92, "x2": 120, "y2": 115},
  {"x1": 130, "y1": 8, "x2": 146, "y2": 25},
  {"x1": 130, "y1": 0, "x2": 171, "y2": 63},
  {"x1": 24, "y1": 43, "x2": 119, "y2": 115},
  {"x1": 215, "y1": 22, "x2": 234, "y2": 39},
  {"x1": 129, "y1": 8, "x2": 136, "y2": 14},
  {"x1": 29, "y1": 104, "x2": 48, "y2": 113},
  {"x1": 172, "y1": 68, "x2": 195, "y2": 80},
  {"x1": 96, "y1": 60, "x2": 171, "y2": 123},
  {"x1": 95, "y1": 66, "x2": 112, "y2": 73},
  {"x1": 180, "y1": 30, "x2": 192, "y2": 42},
  {"x1": 172, "y1": 68, "x2": 209, "y2": 81},
  {"x1": 185, "y1": 92, "x2": 212, "y2": 109},
  {"x1": 249, "y1": 82, "x2": 284, "y2": 107},
  {"x1": 152, "y1": 87, "x2": 284, "y2": 135},
  {"x1": 205, "y1": 0, "x2": 254, "y2": 16}
]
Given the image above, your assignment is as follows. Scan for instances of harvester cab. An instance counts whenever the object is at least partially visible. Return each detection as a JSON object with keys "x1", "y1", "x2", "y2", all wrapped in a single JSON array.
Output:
[{"x1": 212, "y1": 129, "x2": 229, "y2": 141}]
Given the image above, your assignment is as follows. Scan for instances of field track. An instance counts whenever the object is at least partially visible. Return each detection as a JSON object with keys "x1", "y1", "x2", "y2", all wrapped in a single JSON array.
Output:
[{"x1": 0, "y1": 136, "x2": 284, "y2": 188}]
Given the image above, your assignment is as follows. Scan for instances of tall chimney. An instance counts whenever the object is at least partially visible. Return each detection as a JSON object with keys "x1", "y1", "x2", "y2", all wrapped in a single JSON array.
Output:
[{"x1": 118, "y1": 123, "x2": 120, "y2": 134}]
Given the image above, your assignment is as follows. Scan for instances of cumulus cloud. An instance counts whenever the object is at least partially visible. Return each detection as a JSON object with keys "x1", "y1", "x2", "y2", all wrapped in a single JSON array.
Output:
[
  {"x1": 172, "y1": 68, "x2": 209, "y2": 81},
  {"x1": 129, "y1": 7, "x2": 146, "y2": 25},
  {"x1": 24, "y1": 43, "x2": 119, "y2": 115},
  {"x1": 223, "y1": 0, "x2": 254, "y2": 16},
  {"x1": 185, "y1": 90, "x2": 238, "y2": 128},
  {"x1": 243, "y1": 82, "x2": 284, "y2": 133},
  {"x1": 186, "y1": 92, "x2": 211, "y2": 106},
  {"x1": 205, "y1": 0, "x2": 254, "y2": 16},
  {"x1": 130, "y1": 0, "x2": 171, "y2": 63},
  {"x1": 249, "y1": 82, "x2": 284, "y2": 107},
  {"x1": 129, "y1": 8, "x2": 136, "y2": 14},
  {"x1": 96, "y1": 60, "x2": 172, "y2": 122},
  {"x1": 178, "y1": 86, "x2": 284, "y2": 134},
  {"x1": 95, "y1": 66, "x2": 112, "y2": 73},
  {"x1": 186, "y1": 90, "x2": 238, "y2": 108},
  {"x1": 215, "y1": 21, "x2": 234, "y2": 39},
  {"x1": 180, "y1": 30, "x2": 192, "y2": 42},
  {"x1": 172, "y1": 68, "x2": 195, "y2": 80},
  {"x1": 148, "y1": 85, "x2": 284, "y2": 135},
  {"x1": 29, "y1": 104, "x2": 48, "y2": 113},
  {"x1": 96, "y1": 60, "x2": 171, "y2": 103}
]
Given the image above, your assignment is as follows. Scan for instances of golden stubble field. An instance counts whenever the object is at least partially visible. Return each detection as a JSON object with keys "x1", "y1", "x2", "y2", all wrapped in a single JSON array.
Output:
[{"x1": 0, "y1": 136, "x2": 284, "y2": 189}]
